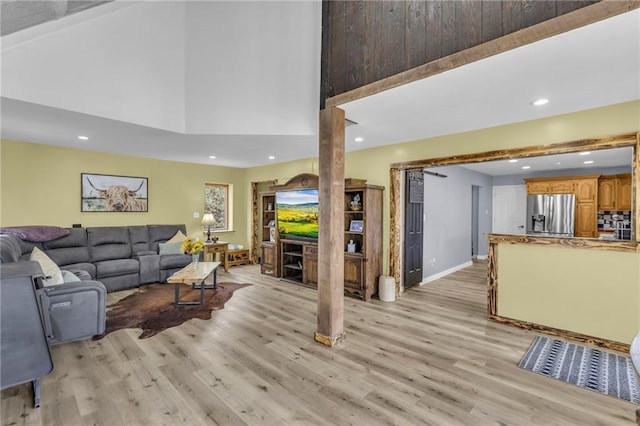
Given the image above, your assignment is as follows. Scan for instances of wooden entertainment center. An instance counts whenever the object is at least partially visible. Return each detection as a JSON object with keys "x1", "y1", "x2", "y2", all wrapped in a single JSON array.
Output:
[{"x1": 260, "y1": 173, "x2": 383, "y2": 301}]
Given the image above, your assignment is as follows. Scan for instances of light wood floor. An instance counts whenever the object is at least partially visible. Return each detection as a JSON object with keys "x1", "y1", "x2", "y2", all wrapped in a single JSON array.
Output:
[{"x1": 2, "y1": 262, "x2": 636, "y2": 425}]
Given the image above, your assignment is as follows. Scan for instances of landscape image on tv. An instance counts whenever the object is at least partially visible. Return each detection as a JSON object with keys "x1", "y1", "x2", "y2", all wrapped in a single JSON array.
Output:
[{"x1": 276, "y1": 189, "x2": 319, "y2": 239}]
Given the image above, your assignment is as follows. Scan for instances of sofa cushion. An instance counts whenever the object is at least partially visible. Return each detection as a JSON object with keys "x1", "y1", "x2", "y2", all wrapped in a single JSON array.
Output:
[
  {"x1": 0, "y1": 234, "x2": 22, "y2": 263},
  {"x1": 128, "y1": 226, "x2": 150, "y2": 253},
  {"x1": 42, "y1": 228, "x2": 90, "y2": 266},
  {"x1": 148, "y1": 225, "x2": 187, "y2": 252},
  {"x1": 30, "y1": 247, "x2": 63, "y2": 286},
  {"x1": 159, "y1": 253, "x2": 191, "y2": 270},
  {"x1": 166, "y1": 230, "x2": 187, "y2": 243},
  {"x1": 87, "y1": 227, "x2": 132, "y2": 262},
  {"x1": 158, "y1": 242, "x2": 183, "y2": 256},
  {"x1": 61, "y1": 262, "x2": 96, "y2": 279},
  {"x1": 94, "y1": 259, "x2": 139, "y2": 279}
]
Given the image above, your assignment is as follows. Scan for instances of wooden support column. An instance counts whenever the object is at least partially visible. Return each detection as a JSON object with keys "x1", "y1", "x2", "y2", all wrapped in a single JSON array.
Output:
[{"x1": 315, "y1": 106, "x2": 345, "y2": 347}]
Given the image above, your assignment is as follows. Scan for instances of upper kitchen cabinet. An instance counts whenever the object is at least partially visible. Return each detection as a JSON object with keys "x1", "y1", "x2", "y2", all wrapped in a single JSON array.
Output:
[
  {"x1": 598, "y1": 177, "x2": 617, "y2": 210},
  {"x1": 597, "y1": 174, "x2": 632, "y2": 211},
  {"x1": 574, "y1": 176, "x2": 599, "y2": 202},
  {"x1": 616, "y1": 174, "x2": 632, "y2": 211}
]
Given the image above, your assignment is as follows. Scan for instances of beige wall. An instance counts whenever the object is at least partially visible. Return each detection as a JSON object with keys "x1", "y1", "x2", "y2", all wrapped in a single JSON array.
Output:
[
  {"x1": 497, "y1": 243, "x2": 640, "y2": 344},
  {"x1": 0, "y1": 140, "x2": 248, "y2": 244},
  {"x1": 246, "y1": 101, "x2": 640, "y2": 273}
]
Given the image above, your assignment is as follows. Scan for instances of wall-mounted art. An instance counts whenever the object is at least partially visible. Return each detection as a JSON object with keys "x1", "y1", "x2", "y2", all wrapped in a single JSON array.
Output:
[{"x1": 81, "y1": 173, "x2": 148, "y2": 212}]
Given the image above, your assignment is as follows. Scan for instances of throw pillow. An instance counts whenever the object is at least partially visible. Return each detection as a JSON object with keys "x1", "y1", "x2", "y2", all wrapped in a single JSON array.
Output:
[
  {"x1": 61, "y1": 270, "x2": 81, "y2": 283},
  {"x1": 30, "y1": 247, "x2": 63, "y2": 286},
  {"x1": 166, "y1": 230, "x2": 187, "y2": 243},
  {"x1": 159, "y1": 242, "x2": 184, "y2": 255}
]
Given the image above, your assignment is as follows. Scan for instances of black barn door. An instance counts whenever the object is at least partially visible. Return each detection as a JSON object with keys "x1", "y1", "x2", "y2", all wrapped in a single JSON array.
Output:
[{"x1": 403, "y1": 170, "x2": 424, "y2": 289}]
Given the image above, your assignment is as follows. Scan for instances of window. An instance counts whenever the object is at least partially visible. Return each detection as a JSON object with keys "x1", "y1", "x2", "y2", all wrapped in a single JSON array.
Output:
[{"x1": 204, "y1": 183, "x2": 232, "y2": 231}]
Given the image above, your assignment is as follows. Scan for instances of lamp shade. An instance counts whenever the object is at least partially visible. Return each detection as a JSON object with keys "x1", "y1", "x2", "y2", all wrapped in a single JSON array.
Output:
[{"x1": 201, "y1": 213, "x2": 216, "y2": 226}]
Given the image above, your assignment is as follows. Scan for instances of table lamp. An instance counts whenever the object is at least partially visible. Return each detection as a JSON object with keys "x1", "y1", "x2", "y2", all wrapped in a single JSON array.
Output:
[{"x1": 201, "y1": 213, "x2": 216, "y2": 243}]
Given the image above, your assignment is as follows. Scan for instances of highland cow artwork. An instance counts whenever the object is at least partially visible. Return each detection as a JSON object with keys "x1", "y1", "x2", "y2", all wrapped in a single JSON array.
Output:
[{"x1": 81, "y1": 173, "x2": 148, "y2": 212}]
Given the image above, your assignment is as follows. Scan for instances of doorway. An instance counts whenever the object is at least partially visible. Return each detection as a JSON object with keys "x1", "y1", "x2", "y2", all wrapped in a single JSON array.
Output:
[{"x1": 403, "y1": 170, "x2": 424, "y2": 289}]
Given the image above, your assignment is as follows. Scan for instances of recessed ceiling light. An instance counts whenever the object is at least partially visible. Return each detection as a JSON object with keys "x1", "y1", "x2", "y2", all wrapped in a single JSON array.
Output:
[
  {"x1": 77, "y1": 135, "x2": 89, "y2": 140},
  {"x1": 579, "y1": 151, "x2": 591, "y2": 156},
  {"x1": 583, "y1": 160, "x2": 594, "y2": 164},
  {"x1": 508, "y1": 159, "x2": 518, "y2": 163},
  {"x1": 556, "y1": 162, "x2": 561, "y2": 165},
  {"x1": 268, "y1": 155, "x2": 275, "y2": 160},
  {"x1": 209, "y1": 155, "x2": 216, "y2": 159},
  {"x1": 531, "y1": 98, "x2": 549, "y2": 106},
  {"x1": 522, "y1": 166, "x2": 531, "y2": 170},
  {"x1": 354, "y1": 137, "x2": 364, "y2": 142}
]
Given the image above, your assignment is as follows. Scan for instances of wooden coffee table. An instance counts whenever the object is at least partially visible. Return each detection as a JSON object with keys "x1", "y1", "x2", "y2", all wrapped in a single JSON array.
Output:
[{"x1": 167, "y1": 261, "x2": 220, "y2": 307}]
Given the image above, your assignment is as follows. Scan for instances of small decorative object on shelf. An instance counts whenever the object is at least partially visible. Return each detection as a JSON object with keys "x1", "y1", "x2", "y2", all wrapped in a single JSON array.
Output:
[
  {"x1": 350, "y1": 193, "x2": 362, "y2": 211},
  {"x1": 347, "y1": 240, "x2": 356, "y2": 253},
  {"x1": 181, "y1": 237, "x2": 204, "y2": 269}
]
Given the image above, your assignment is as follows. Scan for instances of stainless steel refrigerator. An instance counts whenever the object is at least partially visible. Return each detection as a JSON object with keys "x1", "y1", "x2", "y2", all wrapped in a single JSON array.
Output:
[{"x1": 526, "y1": 194, "x2": 576, "y2": 237}]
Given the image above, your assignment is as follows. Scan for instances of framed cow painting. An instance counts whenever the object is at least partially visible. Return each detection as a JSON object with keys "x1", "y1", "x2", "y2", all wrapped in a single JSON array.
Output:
[{"x1": 81, "y1": 173, "x2": 148, "y2": 212}]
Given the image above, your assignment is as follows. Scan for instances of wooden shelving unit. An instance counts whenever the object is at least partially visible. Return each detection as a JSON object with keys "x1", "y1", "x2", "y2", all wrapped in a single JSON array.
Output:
[
  {"x1": 260, "y1": 192, "x2": 278, "y2": 275},
  {"x1": 260, "y1": 174, "x2": 383, "y2": 301}
]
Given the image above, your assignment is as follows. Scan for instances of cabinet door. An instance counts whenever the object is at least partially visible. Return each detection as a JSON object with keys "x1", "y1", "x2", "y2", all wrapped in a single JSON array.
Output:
[
  {"x1": 303, "y1": 245, "x2": 318, "y2": 286},
  {"x1": 575, "y1": 179, "x2": 597, "y2": 202},
  {"x1": 548, "y1": 180, "x2": 574, "y2": 194},
  {"x1": 575, "y1": 202, "x2": 597, "y2": 238},
  {"x1": 617, "y1": 175, "x2": 632, "y2": 210},
  {"x1": 344, "y1": 255, "x2": 364, "y2": 290},
  {"x1": 598, "y1": 178, "x2": 617, "y2": 210},
  {"x1": 261, "y1": 243, "x2": 276, "y2": 275},
  {"x1": 527, "y1": 181, "x2": 550, "y2": 194}
]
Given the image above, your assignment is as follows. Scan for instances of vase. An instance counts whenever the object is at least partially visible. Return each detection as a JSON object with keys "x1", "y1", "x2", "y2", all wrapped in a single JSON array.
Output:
[{"x1": 192, "y1": 253, "x2": 199, "y2": 269}]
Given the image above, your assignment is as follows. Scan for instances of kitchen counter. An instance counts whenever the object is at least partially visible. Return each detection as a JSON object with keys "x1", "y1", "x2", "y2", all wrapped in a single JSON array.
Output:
[{"x1": 487, "y1": 233, "x2": 639, "y2": 352}]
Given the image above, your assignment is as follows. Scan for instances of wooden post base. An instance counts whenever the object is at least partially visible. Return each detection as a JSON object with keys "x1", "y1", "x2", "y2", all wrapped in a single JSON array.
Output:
[{"x1": 314, "y1": 331, "x2": 346, "y2": 347}]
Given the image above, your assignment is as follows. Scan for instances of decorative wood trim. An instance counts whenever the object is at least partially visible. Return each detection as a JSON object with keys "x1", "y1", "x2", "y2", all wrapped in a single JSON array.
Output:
[
  {"x1": 391, "y1": 133, "x2": 637, "y2": 170},
  {"x1": 487, "y1": 242, "x2": 498, "y2": 317},
  {"x1": 271, "y1": 173, "x2": 319, "y2": 191},
  {"x1": 635, "y1": 133, "x2": 640, "y2": 241},
  {"x1": 488, "y1": 315, "x2": 630, "y2": 354},
  {"x1": 488, "y1": 233, "x2": 639, "y2": 253},
  {"x1": 326, "y1": 2, "x2": 640, "y2": 108},
  {"x1": 389, "y1": 168, "x2": 402, "y2": 295},
  {"x1": 251, "y1": 182, "x2": 259, "y2": 264}
]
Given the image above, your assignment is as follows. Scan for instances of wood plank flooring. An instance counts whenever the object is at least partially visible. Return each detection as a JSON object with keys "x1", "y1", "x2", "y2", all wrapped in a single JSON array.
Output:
[{"x1": 2, "y1": 262, "x2": 637, "y2": 425}]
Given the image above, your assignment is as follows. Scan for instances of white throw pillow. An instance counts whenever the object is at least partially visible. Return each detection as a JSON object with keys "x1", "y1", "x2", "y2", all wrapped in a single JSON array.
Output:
[
  {"x1": 61, "y1": 270, "x2": 82, "y2": 283},
  {"x1": 166, "y1": 230, "x2": 187, "y2": 243},
  {"x1": 30, "y1": 247, "x2": 63, "y2": 286}
]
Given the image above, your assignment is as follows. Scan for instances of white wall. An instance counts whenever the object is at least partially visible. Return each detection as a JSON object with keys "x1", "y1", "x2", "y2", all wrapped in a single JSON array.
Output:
[
  {"x1": 1, "y1": 2, "x2": 186, "y2": 132},
  {"x1": 185, "y1": 1, "x2": 321, "y2": 136}
]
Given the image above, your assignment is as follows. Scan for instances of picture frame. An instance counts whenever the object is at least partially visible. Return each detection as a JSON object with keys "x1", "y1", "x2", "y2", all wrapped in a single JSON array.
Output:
[
  {"x1": 81, "y1": 173, "x2": 148, "y2": 212},
  {"x1": 349, "y1": 220, "x2": 364, "y2": 233}
]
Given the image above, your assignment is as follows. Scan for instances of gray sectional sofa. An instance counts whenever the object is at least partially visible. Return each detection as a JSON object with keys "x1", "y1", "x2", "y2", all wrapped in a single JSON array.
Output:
[{"x1": 0, "y1": 224, "x2": 193, "y2": 292}]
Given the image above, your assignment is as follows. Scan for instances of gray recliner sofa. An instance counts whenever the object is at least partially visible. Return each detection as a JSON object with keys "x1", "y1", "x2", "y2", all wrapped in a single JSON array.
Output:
[{"x1": 0, "y1": 224, "x2": 192, "y2": 292}]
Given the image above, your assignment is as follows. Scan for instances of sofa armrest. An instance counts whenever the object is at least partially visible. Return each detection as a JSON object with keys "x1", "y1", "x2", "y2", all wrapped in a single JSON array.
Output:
[{"x1": 61, "y1": 268, "x2": 92, "y2": 281}]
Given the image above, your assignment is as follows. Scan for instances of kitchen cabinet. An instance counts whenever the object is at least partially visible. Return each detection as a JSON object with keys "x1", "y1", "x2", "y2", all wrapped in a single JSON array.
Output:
[
  {"x1": 526, "y1": 181, "x2": 550, "y2": 194},
  {"x1": 576, "y1": 202, "x2": 597, "y2": 238},
  {"x1": 574, "y1": 178, "x2": 598, "y2": 202},
  {"x1": 548, "y1": 180, "x2": 574, "y2": 193},
  {"x1": 617, "y1": 174, "x2": 632, "y2": 210},
  {"x1": 598, "y1": 178, "x2": 617, "y2": 210}
]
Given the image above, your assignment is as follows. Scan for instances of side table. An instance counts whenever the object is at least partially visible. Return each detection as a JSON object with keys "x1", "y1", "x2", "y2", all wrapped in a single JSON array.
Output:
[{"x1": 204, "y1": 241, "x2": 229, "y2": 272}]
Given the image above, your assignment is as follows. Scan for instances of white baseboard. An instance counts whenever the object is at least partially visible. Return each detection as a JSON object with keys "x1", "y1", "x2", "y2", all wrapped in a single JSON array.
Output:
[
  {"x1": 421, "y1": 260, "x2": 474, "y2": 285},
  {"x1": 475, "y1": 254, "x2": 488, "y2": 260}
]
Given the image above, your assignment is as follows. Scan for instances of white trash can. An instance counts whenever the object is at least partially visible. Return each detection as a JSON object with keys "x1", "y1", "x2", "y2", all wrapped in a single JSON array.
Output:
[{"x1": 378, "y1": 276, "x2": 396, "y2": 302}]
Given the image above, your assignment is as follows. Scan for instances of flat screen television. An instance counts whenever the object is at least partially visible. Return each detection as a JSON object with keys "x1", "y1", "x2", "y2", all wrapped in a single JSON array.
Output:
[{"x1": 276, "y1": 189, "x2": 319, "y2": 240}]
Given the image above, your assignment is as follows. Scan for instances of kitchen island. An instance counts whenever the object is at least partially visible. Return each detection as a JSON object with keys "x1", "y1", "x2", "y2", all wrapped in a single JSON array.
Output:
[{"x1": 487, "y1": 233, "x2": 639, "y2": 352}]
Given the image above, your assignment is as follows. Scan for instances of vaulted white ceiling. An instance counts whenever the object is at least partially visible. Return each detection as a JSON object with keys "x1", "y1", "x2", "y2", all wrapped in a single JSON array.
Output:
[{"x1": 1, "y1": 2, "x2": 639, "y2": 169}]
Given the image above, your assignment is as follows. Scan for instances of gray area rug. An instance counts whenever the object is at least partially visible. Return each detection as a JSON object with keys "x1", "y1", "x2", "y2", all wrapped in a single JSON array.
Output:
[{"x1": 519, "y1": 335, "x2": 640, "y2": 404}]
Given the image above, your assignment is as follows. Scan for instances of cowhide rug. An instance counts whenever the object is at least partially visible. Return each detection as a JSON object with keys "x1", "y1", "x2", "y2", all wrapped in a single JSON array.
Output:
[{"x1": 93, "y1": 282, "x2": 251, "y2": 339}]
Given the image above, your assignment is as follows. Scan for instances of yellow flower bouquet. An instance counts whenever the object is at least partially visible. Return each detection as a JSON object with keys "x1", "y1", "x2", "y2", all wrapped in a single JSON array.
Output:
[{"x1": 180, "y1": 237, "x2": 204, "y2": 255}]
